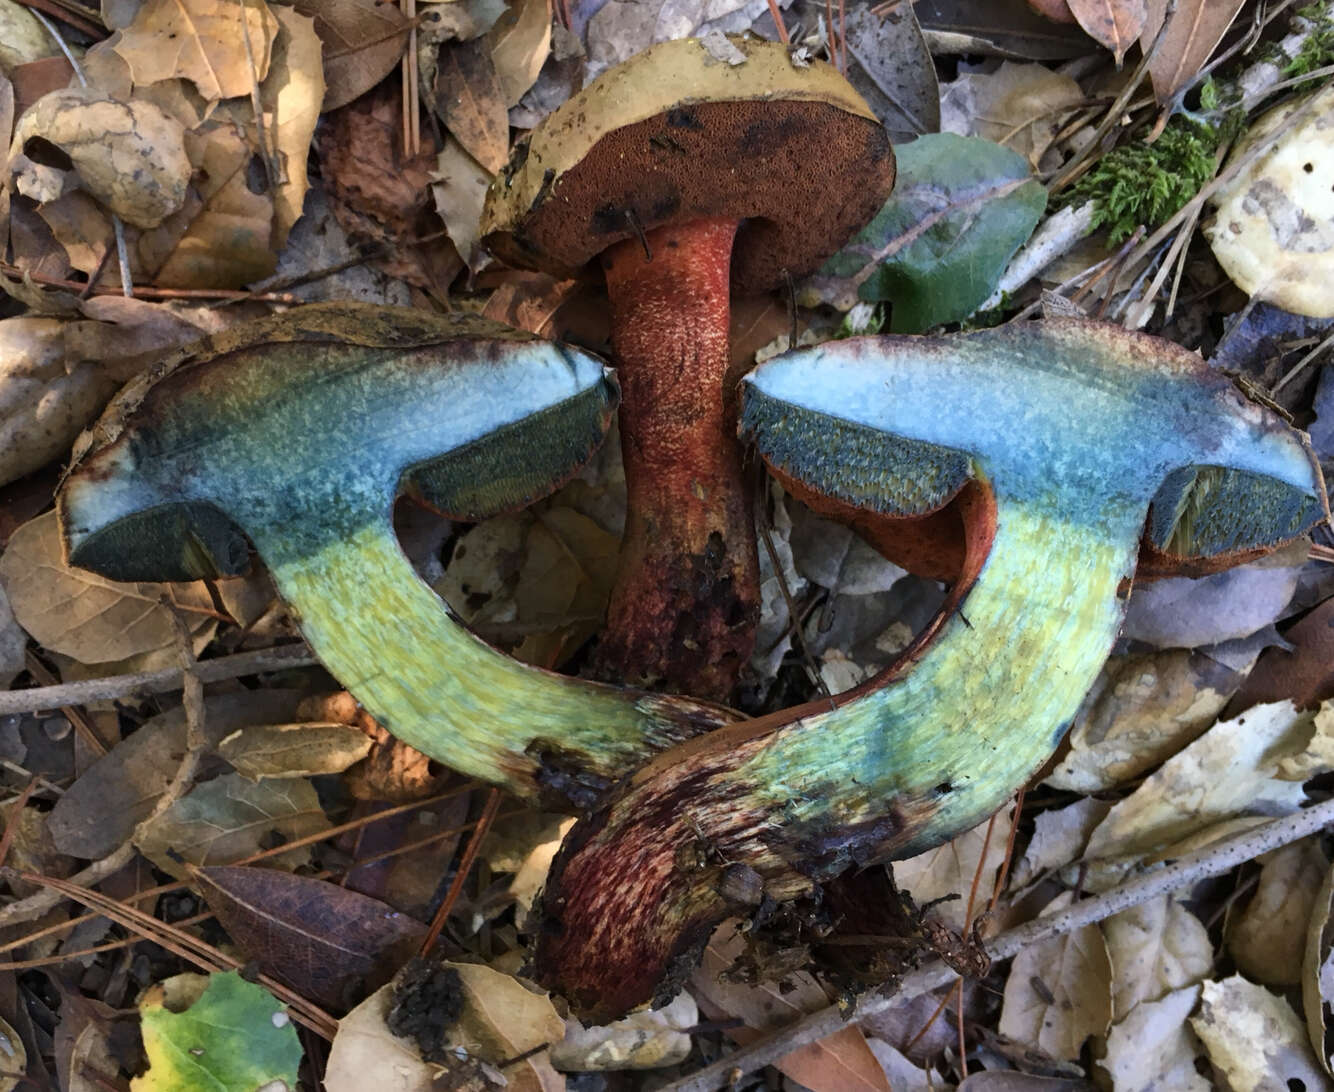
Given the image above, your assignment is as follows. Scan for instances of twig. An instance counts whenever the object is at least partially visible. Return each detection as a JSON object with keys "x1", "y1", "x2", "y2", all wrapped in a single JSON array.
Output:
[
  {"x1": 766, "y1": 0, "x2": 789, "y2": 44},
  {"x1": 22, "y1": 652, "x2": 111, "y2": 756},
  {"x1": 660, "y1": 797, "x2": 1334, "y2": 1092},
  {"x1": 420, "y1": 787, "x2": 502, "y2": 955},
  {"x1": 0, "y1": 643, "x2": 318, "y2": 717},
  {"x1": 1274, "y1": 326, "x2": 1334, "y2": 395}
]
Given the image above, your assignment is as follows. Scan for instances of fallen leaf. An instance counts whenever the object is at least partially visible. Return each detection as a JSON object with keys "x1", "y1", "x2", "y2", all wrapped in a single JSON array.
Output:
[
  {"x1": 1141, "y1": 0, "x2": 1246, "y2": 103},
  {"x1": 340, "y1": 792, "x2": 471, "y2": 917},
  {"x1": 134, "y1": 773, "x2": 330, "y2": 879},
  {"x1": 132, "y1": 971, "x2": 301, "y2": 1092},
  {"x1": 432, "y1": 135, "x2": 493, "y2": 271},
  {"x1": 218, "y1": 721, "x2": 373, "y2": 779},
  {"x1": 790, "y1": 504, "x2": 907, "y2": 597},
  {"x1": 801, "y1": 133, "x2": 1046, "y2": 329},
  {"x1": 583, "y1": 0, "x2": 755, "y2": 79},
  {"x1": 1028, "y1": 0, "x2": 1077, "y2": 21},
  {"x1": 842, "y1": 4, "x2": 940, "y2": 143},
  {"x1": 509, "y1": 816, "x2": 575, "y2": 917},
  {"x1": 1083, "y1": 702, "x2": 1315, "y2": 863},
  {"x1": 998, "y1": 891, "x2": 1113, "y2": 1061},
  {"x1": 1067, "y1": 0, "x2": 1148, "y2": 63},
  {"x1": 0, "y1": 1013, "x2": 25, "y2": 1092},
  {"x1": 433, "y1": 37, "x2": 510, "y2": 174},
  {"x1": 1229, "y1": 596, "x2": 1334, "y2": 714},
  {"x1": 1303, "y1": 859, "x2": 1334, "y2": 1075},
  {"x1": 0, "y1": 511, "x2": 215, "y2": 665},
  {"x1": 9, "y1": 86, "x2": 190, "y2": 228},
  {"x1": 551, "y1": 992, "x2": 696, "y2": 1070},
  {"x1": 1122, "y1": 552, "x2": 1305, "y2": 648},
  {"x1": 196, "y1": 866, "x2": 426, "y2": 1010},
  {"x1": 915, "y1": 0, "x2": 1094, "y2": 58},
  {"x1": 48, "y1": 690, "x2": 303, "y2": 858},
  {"x1": 36, "y1": 191, "x2": 115, "y2": 279},
  {"x1": 488, "y1": 0, "x2": 552, "y2": 106},
  {"x1": 113, "y1": 0, "x2": 280, "y2": 101},
  {"x1": 940, "y1": 61, "x2": 1085, "y2": 167},
  {"x1": 1206, "y1": 81, "x2": 1334, "y2": 318},
  {"x1": 693, "y1": 923, "x2": 892, "y2": 1092},
  {"x1": 0, "y1": 0, "x2": 59, "y2": 73},
  {"x1": 863, "y1": 1038, "x2": 940, "y2": 1092},
  {"x1": 52, "y1": 990, "x2": 121, "y2": 1092},
  {"x1": 1191, "y1": 975, "x2": 1329, "y2": 1091},
  {"x1": 893, "y1": 811, "x2": 1013, "y2": 933},
  {"x1": 0, "y1": 584, "x2": 22, "y2": 687},
  {"x1": 326, "y1": 982, "x2": 439, "y2": 1092},
  {"x1": 1011, "y1": 797, "x2": 1112, "y2": 887},
  {"x1": 216, "y1": 4, "x2": 325, "y2": 248},
  {"x1": 438, "y1": 962, "x2": 565, "y2": 1091},
  {"x1": 1100, "y1": 985, "x2": 1209, "y2": 1091},
  {"x1": 1102, "y1": 896, "x2": 1212, "y2": 1019},
  {"x1": 1228, "y1": 838, "x2": 1329, "y2": 986},
  {"x1": 1047, "y1": 649, "x2": 1250, "y2": 793},
  {"x1": 291, "y1": 0, "x2": 410, "y2": 111}
]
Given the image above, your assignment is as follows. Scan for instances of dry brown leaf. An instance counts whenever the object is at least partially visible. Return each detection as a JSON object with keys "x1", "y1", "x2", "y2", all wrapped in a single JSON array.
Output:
[
  {"x1": 1141, "y1": 0, "x2": 1245, "y2": 104},
  {"x1": 0, "y1": 0, "x2": 59, "y2": 73},
  {"x1": 217, "y1": 722, "x2": 374, "y2": 779},
  {"x1": 939, "y1": 61, "x2": 1084, "y2": 167},
  {"x1": 1228, "y1": 838, "x2": 1329, "y2": 987},
  {"x1": 433, "y1": 37, "x2": 510, "y2": 174},
  {"x1": 1027, "y1": 0, "x2": 1078, "y2": 22},
  {"x1": 290, "y1": 0, "x2": 409, "y2": 111},
  {"x1": 1230, "y1": 597, "x2": 1334, "y2": 715},
  {"x1": 1067, "y1": 0, "x2": 1147, "y2": 63},
  {"x1": 447, "y1": 962, "x2": 565, "y2": 1092},
  {"x1": 488, "y1": 0, "x2": 552, "y2": 106},
  {"x1": 112, "y1": 0, "x2": 280, "y2": 101},
  {"x1": 9, "y1": 86, "x2": 190, "y2": 228},
  {"x1": 36, "y1": 192, "x2": 114, "y2": 279},
  {"x1": 0, "y1": 584, "x2": 23, "y2": 687},
  {"x1": 1303, "y1": 858, "x2": 1334, "y2": 1075},
  {"x1": 141, "y1": 123, "x2": 276, "y2": 288},
  {"x1": 214, "y1": 5, "x2": 324, "y2": 248},
  {"x1": 1011, "y1": 797, "x2": 1111, "y2": 888},
  {"x1": 999, "y1": 892, "x2": 1113, "y2": 1061},
  {"x1": 1102, "y1": 896, "x2": 1212, "y2": 1019},
  {"x1": 0, "y1": 511, "x2": 216, "y2": 665},
  {"x1": 134, "y1": 773, "x2": 330, "y2": 879}
]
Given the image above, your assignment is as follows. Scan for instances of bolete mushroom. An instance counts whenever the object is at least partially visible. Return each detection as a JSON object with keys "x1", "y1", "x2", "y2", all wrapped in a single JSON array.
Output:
[
  {"x1": 56, "y1": 303, "x2": 738, "y2": 810},
  {"x1": 533, "y1": 318, "x2": 1326, "y2": 1020},
  {"x1": 481, "y1": 36, "x2": 895, "y2": 701}
]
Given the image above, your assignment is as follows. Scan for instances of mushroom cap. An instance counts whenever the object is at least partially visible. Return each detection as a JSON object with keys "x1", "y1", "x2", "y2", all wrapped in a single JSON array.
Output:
[
  {"x1": 480, "y1": 36, "x2": 895, "y2": 293},
  {"x1": 743, "y1": 319, "x2": 1325, "y2": 568},
  {"x1": 1206, "y1": 81, "x2": 1334, "y2": 318},
  {"x1": 59, "y1": 303, "x2": 617, "y2": 583}
]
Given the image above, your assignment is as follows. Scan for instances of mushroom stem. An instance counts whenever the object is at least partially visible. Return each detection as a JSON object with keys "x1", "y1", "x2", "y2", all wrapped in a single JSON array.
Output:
[{"x1": 592, "y1": 217, "x2": 760, "y2": 701}]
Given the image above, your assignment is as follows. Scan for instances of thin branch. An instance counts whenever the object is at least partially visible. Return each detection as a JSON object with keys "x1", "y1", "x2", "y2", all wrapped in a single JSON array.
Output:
[
  {"x1": 0, "y1": 643, "x2": 318, "y2": 717},
  {"x1": 661, "y1": 797, "x2": 1334, "y2": 1092}
]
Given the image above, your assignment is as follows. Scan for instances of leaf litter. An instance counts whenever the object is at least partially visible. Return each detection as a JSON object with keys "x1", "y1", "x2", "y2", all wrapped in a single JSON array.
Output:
[{"x1": 2, "y1": 0, "x2": 1334, "y2": 1087}]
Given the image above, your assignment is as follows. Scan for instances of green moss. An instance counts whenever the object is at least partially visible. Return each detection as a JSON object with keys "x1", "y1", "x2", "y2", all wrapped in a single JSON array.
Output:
[
  {"x1": 1279, "y1": 3, "x2": 1334, "y2": 77},
  {"x1": 1063, "y1": 117, "x2": 1221, "y2": 243}
]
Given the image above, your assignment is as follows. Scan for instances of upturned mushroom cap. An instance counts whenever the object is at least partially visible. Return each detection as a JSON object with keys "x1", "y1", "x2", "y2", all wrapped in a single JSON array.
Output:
[
  {"x1": 480, "y1": 36, "x2": 895, "y2": 292},
  {"x1": 59, "y1": 304, "x2": 614, "y2": 583}
]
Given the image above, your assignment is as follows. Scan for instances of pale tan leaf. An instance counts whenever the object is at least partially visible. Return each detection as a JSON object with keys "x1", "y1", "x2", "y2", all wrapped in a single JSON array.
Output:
[
  {"x1": 9, "y1": 86, "x2": 190, "y2": 228},
  {"x1": 1083, "y1": 702, "x2": 1312, "y2": 862},
  {"x1": 1302, "y1": 859, "x2": 1334, "y2": 1075},
  {"x1": 218, "y1": 722, "x2": 373, "y2": 779},
  {"x1": 112, "y1": 0, "x2": 279, "y2": 101},
  {"x1": 939, "y1": 61, "x2": 1084, "y2": 167},
  {"x1": 1102, "y1": 896, "x2": 1212, "y2": 1019},
  {"x1": 36, "y1": 192, "x2": 114, "y2": 278},
  {"x1": 1228, "y1": 838, "x2": 1329, "y2": 987},
  {"x1": 1275, "y1": 701, "x2": 1334, "y2": 782},
  {"x1": 892, "y1": 810, "x2": 1013, "y2": 932},
  {"x1": 449, "y1": 962, "x2": 565, "y2": 1092},
  {"x1": 1100, "y1": 985, "x2": 1209, "y2": 1091},
  {"x1": 1141, "y1": 0, "x2": 1246, "y2": 104},
  {"x1": 290, "y1": 0, "x2": 409, "y2": 111},
  {"x1": 0, "y1": 512, "x2": 215, "y2": 665},
  {"x1": 1012, "y1": 797, "x2": 1111, "y2": 888},
  {"x1": 134, "y1": 774, "x2": 330, "y2": 879},
  {"x1": 999, "y1": 892, "x2": 1113, "y2": 1061},
  {"x1": 1048, "y1": 649, "x2": 1246, "y2": 793},
  {"x1": 0, "y1": 0, "x2": 59, "y2": 73},
  {"x1": 433, "y1": 36, "x2": 510, "y2": 173},
  {"x1": 1191, "y1": 975, "x2": 1329, "y2": 1091},
  {"x1": 488, "y1": 0, "x2": 551, "y2": 106},
  {"x1": 508, "y1": 816, "x2": 574, "y2": 918},
  {"x1": 693, "y1": 924, "x2": 891, "y2": 1092},
  {"x1": 1067, "y1": 0, "x2": 1147, "y2": 63},
  {"x1": 326, "y1": 984, "x2": 436, "y2": 1092},
  {"x1": 432, "y1": 136, "x2": 493, "y2": 271},
  {"x1": 552, "y1": 992, "x2": 695, "y2": 1071}
]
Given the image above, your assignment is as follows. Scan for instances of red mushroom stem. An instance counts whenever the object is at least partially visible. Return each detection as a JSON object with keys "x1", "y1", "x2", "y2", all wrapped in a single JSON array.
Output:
[{"x1": 590, "y1": 216, "x2": 759, "y2": 702}]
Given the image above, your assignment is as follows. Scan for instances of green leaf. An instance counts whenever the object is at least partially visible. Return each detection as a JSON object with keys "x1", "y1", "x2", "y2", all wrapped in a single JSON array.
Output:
[
  {"x1": 801, "y1": 132, "x2": 1046, "y2": 332},
  {"x1": 132, "y1": 971, "x2": 302, "y2": 1092}
]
